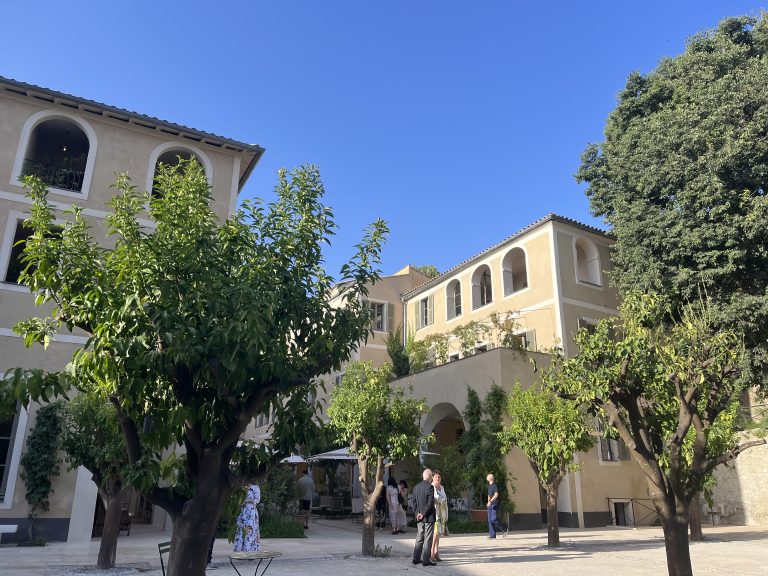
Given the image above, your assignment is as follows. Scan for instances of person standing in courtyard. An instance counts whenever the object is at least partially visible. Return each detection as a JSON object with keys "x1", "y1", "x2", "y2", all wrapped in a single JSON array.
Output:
[
  {"x1": 233, "y1": 484, "x2": 261, "y2": 552},
  {"x1": 297, "y1": 469, "x2": 315, "y2": 529},
  {"x1": 386, "y1": 476, "x2": 406, "y2": 534},
  {"x1": 486, "y1": 473, "x2": 507, "y2": 539},
  {"x1": 431, "y1": 470, "x2": 448, "y2": 561},
  {"x1": 412, "y1": 468, "x2": 437, "y2": 566}
]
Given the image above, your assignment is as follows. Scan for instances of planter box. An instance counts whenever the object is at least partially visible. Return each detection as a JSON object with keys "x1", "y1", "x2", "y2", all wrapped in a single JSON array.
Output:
[{"x1": 469, "y1": 509, "x2": 487, "y2": 522}]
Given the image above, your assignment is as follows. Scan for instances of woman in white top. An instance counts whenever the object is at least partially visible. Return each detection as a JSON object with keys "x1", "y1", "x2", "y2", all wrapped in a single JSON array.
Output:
[
  {"x1": 386, "y1": 477, "x2": 406, "y2": 534},
  {"x1": 431, "y1": 471, "x2": 448, "y2": 562}
]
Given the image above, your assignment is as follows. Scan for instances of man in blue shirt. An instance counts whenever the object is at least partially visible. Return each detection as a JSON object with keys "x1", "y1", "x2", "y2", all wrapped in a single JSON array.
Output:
[{"x1": 486, "y1": 473, "x2": 507, "y2": 539}]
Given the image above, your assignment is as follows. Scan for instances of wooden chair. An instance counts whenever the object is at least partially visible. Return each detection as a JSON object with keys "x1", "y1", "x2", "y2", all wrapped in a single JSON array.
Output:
[{"x1": 158, "y1": 541, "x2": 171, "y2": 576}]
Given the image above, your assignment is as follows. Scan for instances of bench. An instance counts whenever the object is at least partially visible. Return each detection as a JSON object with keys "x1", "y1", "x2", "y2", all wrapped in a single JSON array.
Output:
[{"x1": 0, "y1": 524, "x2": 18, "y2": 544}]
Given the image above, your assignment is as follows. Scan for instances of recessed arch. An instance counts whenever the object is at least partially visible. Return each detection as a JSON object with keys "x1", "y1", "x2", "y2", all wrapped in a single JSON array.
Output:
[
  {"x1": 145, "y1": 141, "x2": 213, "y2": 196},
  {"x1": 574, "y1": 237, "x2": 602, "y2": 286},
  {"x1": 502, "y1": 247, "x2": 528, "y2": 296},
  {"x1": 11, "y1": 110, "x2": 98, "y2": 198},
  {"x1": 471, "y1": 264, "x2": 493, "y2": 310},
  {"x1": 446, "y1": 279, "x2": 462, "y2": 320}
]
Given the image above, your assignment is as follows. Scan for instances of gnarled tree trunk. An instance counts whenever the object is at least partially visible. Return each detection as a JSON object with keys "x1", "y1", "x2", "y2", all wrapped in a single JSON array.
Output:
[
  {"x1": 650, "y1": 483, "x2": 693, "y2": 576},
  {"x1": 97, "y1": 484, "x2": 125, "y2": 569},
  {"x1": 688, "y1": 491, "x2": 703, "y2": 541}
]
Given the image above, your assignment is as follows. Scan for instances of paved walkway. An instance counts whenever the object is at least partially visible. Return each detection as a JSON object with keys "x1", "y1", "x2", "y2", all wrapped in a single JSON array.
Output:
[{"x1": 1, "y1": 519, "x2": 766, "y2": 576}]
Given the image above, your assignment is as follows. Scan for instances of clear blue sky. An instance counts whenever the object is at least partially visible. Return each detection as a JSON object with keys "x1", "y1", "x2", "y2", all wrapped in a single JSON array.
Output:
[{"x1": 3, "y1": 1, "x2": 766, "y2": 277}]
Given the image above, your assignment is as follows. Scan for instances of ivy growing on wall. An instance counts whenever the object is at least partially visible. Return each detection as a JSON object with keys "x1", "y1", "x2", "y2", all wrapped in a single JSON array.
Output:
[{"x1": 20, "y1": 401, "x2": 63, "y2": 543}]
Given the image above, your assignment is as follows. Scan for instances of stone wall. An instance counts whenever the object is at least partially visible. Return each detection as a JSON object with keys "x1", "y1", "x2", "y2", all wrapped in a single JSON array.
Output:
[{"x1": 711, "y1": 436, "x2": 768, "y2": 526}]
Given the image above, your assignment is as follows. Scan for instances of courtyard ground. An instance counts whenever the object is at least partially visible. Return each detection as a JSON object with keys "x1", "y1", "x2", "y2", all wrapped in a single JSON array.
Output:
[{"x1": 0, "y1": 518, "x2": 765, "y2": 576}]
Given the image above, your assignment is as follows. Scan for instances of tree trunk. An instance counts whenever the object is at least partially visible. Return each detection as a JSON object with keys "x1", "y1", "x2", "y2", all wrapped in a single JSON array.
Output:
[
  {"x1": 651, "y1": 488, "x2": 693, "y2": 576},
  {"x1": 97, "y1": 486, "x2": 124, "y2": 569},
  {"x1": 362, "y1": 496, "x2": 376, "y2": 556},
  {"x1": 689, "y1": 492, "x2": 703, "y2": 541},
  {"x1": 545, "y1": 485, "x2": 560, "y2": 547}
]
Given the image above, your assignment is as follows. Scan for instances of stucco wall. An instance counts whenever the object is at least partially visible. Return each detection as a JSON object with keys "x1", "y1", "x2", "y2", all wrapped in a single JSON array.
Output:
[{"x1": 711, "y1": 437, "x2": 768, "y2": 526}]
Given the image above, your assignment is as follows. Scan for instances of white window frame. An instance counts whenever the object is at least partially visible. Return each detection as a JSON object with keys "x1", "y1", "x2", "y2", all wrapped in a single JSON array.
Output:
[
  {"x1": 596, "y1": 420, "x2": 630, "y2": 465},
  {"x1": 573, "y1": 236, "x2": 603, "y2": 288},
  {"x1": 11, "y1": 110, "x2": 98, "y2": 200},
  {"x1": 368, "y1": 300, "x2": 390, "y2": 332},
  {"x1": 416, "y1": 294, "x2": 434, "y2": 330},
  {"x1": 0, "y1": 371, "x2": 28, "y2": 509},
  {"x1": 145, "y1": 142, "x2": 214, "y2": 195},
  {"x1": 502, "y1": 246, "x2": 529, "y2": 297},
  {"x1": 446, "y1": 279, "x2": 462, "y2": 322},
  {"x1": 1, "y1": 211, "x2": 67, "y2": 293},
  {"x1": 471, "y1": 265, "x2": 493, "y2": 310},
  {"x1": 511, "y1": 328, "x2": 537, "y2": 352}
]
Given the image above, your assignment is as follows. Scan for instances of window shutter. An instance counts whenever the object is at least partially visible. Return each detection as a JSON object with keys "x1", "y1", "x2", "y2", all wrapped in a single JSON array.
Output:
[
  {"x1": 427, "y1": 294, "x2": 434, "y2": 325},
  {"x1": 525, "y1": 330, "x2": 537, "y2": 352},
  {"x1": 387, "y1": 303, "x2": 395, "y2": 332},
  {"x1": 619, "y1": 439, "x2": 630, "y2": 461},
  {"x1": 599, "y1": 438, "x2": 610, "y2": 461},
  {"x1": 416, "y1": 302, "x2": 423, "y2": 329}
]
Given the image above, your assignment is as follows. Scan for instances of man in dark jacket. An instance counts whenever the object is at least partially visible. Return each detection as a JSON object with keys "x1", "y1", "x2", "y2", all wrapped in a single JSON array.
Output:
[{"x1": 411, "y1": 468, "x2": 437, "y2": 566}]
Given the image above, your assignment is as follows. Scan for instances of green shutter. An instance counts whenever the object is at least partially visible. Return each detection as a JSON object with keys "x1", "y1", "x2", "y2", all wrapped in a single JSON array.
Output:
[
  {"x1": 387, "y1": 303, "x2": 395, "y2": 332},
  {"x1": 427, "y1": 294, "x2": 434, "y2": 325}
]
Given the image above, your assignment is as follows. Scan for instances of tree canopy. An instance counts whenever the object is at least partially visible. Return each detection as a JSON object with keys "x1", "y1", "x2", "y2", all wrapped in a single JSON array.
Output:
[
  {"x1": 4, "y1": 161, "x2": 386, "y2": 576},
  {"x1": 500, "y1": 383, "x2": 594, "y2": 547},
  {"x1": 577, "y1": 15, "x2": 768, "y2": 389},
  {"x1": 551, "y1": 292, "x2": 765, "y2": 576},
  {"x1": 327, "y1": 361, "x2": 430, "y2": 555}
]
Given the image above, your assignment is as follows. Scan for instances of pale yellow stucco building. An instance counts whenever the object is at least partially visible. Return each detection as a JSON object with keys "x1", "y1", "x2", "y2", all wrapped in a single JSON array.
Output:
[{"x1": 0, "y1": 76, "x2": 263, "y2": 542}]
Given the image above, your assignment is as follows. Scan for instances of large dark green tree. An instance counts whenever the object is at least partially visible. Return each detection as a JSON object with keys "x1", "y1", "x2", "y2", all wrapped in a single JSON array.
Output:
[
  {"x1": 4, "y1": 161, "x2": 386, "y2": 576},
  {"x1": 577, "y1": 15, "x2": 768, "y2": 389}
]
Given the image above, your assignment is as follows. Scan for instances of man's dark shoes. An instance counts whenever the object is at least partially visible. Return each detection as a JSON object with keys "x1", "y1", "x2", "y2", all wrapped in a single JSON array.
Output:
[
  {"x1": 412, "y1": 559, "x2": 421, "y2": 565},
  {"x1": 423, "y1": 561, "x2": 437, "y2": 566}
]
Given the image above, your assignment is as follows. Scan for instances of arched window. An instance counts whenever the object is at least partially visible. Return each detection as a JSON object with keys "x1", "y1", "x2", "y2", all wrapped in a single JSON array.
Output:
[
  {"x1": 472, "y1": 265, "x2": 493, "y2": 309},
  {"x1": 446, "y1": 279, "x2": 462, "y2": 320},
  {"x1": 575, "y1": 238, "x2": 602, "y2": 286},
  {"x1": 152, "y1": 148, "x2": 204, "y2": 197},
  {"x1": 21, "y1": 118, "x2": 89, "y2": 193},
  {"x1": 146, "y1": 143, "x2": 213, "y2": 198},
  {"x1": 502, "y1": 247, "x2": 528, "y2": 296}
]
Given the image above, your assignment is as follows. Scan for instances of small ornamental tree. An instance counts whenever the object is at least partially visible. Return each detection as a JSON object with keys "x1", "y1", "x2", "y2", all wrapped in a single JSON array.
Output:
[
  {"x1": 59, "y1": 391, "x2": 128, "y2": 568},
  {"x1": 327, "y1": 361, "x2": 431, "y2": 556},
  {"x1": 551, "y1": 292, "x2": 766, "y2": 576},
  {"x1": 500, "y1": 383, "x2": 594, "y2": 547},
  {"x1": 4, "y1": 162, "x2": 386, "y2": 576}
]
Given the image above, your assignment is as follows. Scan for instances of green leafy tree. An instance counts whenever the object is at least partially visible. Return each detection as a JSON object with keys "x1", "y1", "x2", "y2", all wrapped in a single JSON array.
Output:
[
  {"x1": 20, "y1": 402, "x2": 63, "y2": 543},
  {"x1": 414, "y1": 264, "x2": 440, "y2": 279},
  {"x1": 4, "y1": 162, "x2": 386, "y2": 576},
  {"x1": 423, "y1": 445, "x2": 466, "y2": 510},
  {"x1": 551, "y1": 292, "x2": 766, "y2": 576},
  {"x1": 459, "y1": 385, "x2": 510, "y2": 510},
  {"x1": 385, "y1": 327, "x2": 410, "y2": 378},
  {"x1": 500, "y1": 383, "x2": 594, "y2": 546},
  {"x1": 59, "y1": 391, "x2": 128, "y2": 568},
  {"x1": 577, "y1": 15, "x2": 768, "y2": 390},
  {"x1": 327, "y1": 361, "x2": 431, "y2": 556}
]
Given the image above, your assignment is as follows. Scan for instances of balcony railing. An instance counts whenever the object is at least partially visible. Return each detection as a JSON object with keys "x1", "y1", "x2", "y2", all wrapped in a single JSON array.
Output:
[{"x1": 22, "y1": 157, "x2": 86, "y2": 193}]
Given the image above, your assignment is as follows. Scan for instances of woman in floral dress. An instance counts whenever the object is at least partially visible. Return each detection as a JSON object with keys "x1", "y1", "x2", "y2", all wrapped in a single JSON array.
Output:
[
  {"x1": 431, "y1": 471, "x2": 448, "y2": 562},
  {"x1": 234, "y1": 484, "x2": 261, "y2": 552}
]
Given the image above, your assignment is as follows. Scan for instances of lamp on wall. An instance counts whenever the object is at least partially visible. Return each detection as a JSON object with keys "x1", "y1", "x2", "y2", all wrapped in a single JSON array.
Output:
[{"x1": 61, "y1": 131, "x2": 69, "y2": 153}]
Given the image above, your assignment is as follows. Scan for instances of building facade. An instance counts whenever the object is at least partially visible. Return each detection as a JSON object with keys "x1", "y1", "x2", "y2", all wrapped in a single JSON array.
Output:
[{"x1": 0, "y1": 76, "x2": 263, "y2": 542}]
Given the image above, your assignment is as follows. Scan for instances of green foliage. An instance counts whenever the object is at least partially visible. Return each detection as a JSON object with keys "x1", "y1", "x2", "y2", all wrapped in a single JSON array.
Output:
[
  {"x1": 259, "y1": 515, "x2": 306, "y2": 538},
  {"x1": 20, "y1": 402, "x2": 63, "y2": 542},
  {"x1": 414, "y1": 265, "x2": 440, "y2": 279},
  {"x1": 372, "y1": 544, "x2": 393, "y2": 557},
  {"x1": 446, "y1": 514, "x2": 489, "y2": 534},
  {"x1": 423, "y1": 445, "x2": 466, "y2": 510},
  {"x1": 552, "y1": 292, "x2": 757, "y2": 497},
  {"x1": 328, "y1": 362, "x2": 431, "y2": 467},
  {"x1": 259, "y1": 465, "x2": 300, "y2": 517},
  {"x1": 501, "y1": 383, "x2": 594, "y2": 487},
  {"x1": 59, "y1": 390, "x2": 126, "y2": 493},
  {"x1": 385, "y1": 327, "x2": 411, "y2": 378},
  {"x1": 4, "y1": 162, "x2": 386, "y2": 572},
  {"x1": 460, "y1": 385, "x2": 511, "y2": 509},
  {"x1": 577, "y1": 14, "x2": 768, "y2": 390}
]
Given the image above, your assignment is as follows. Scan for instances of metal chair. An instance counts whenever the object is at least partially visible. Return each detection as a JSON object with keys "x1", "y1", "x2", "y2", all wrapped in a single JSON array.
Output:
[{"x1": 158, "y1": 541, "x2": 171, "y2": 576}]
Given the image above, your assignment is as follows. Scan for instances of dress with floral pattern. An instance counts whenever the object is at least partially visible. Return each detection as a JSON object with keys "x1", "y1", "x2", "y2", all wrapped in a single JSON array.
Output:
[
  {"x1": 434, "y1": 485, "x2": 448, "y2": 536},
  {"x1": 234, "y1": 484, "x2": 261, "y2": 552}
]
